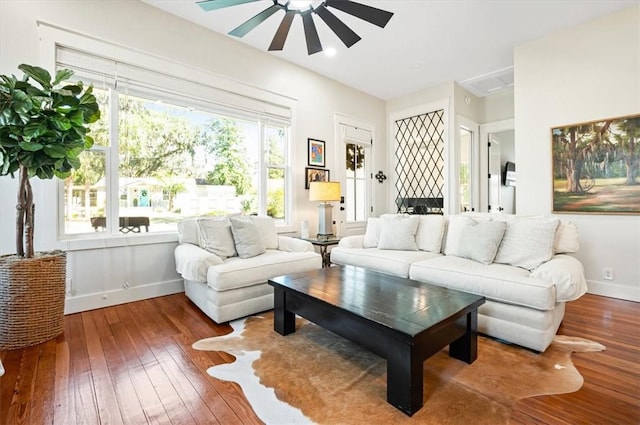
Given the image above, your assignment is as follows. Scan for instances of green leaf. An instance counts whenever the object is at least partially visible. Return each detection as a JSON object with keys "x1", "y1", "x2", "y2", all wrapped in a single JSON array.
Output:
[
  {"x1": 51, "y1": 116, "x2": 72, "y2": 131},
  {"x1": 60, "y1": 84, "x2": 81, "y2": 95},
  {"x1": 52, "y1": 69, "x2": 74, "y2": 86},
  {"x1": 84, "y1": 135, "x2": 95, "y2": 149},
  {"x1": 18, "y1": 141, "x2": 43, "y2": 151},
  {"x1": 11, "y1": 90, "x2": 33, "y2": 115},
  {"x1": 18, "y1": 64, "x2": 52, "y2": 90},
  {"x1": 23, "y1": 121, "x2": 45, "y2": 138},
  {"x1": 43, "y1": 144, "x2": 67, "y2": 158},
  {"x1": 67, "y1": 110, "x2": 84, "y2": 126}
]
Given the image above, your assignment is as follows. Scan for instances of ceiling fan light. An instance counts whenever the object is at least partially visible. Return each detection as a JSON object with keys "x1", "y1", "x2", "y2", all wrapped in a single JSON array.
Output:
[{"x1": 289, "y1": 1, "x2": 313, "y2": 10}]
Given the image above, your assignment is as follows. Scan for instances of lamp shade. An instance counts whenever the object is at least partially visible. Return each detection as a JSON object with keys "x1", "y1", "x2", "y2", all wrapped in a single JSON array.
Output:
[{"x1": 309, "y1": 181, "x2": 341, "y2": 202}]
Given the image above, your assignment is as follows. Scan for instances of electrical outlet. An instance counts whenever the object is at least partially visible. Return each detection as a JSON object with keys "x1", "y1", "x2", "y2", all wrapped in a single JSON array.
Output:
[{"x1": 603, "y1": 267, "x2": 614, "y2": 281}]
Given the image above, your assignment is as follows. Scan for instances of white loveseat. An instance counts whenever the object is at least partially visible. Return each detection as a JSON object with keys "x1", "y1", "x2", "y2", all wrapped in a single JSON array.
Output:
[
  {"x1": 174, "y1": 216, "x2": 322, "y2": 323},
  {"x1": 330, "y1": 213, "x2": 588, "y2": 352}
]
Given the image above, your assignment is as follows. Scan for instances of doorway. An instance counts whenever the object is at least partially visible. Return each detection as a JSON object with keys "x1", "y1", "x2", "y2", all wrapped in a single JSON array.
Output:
[{"x1": 479, "y1": 119, "x2": 515, "y2": 213}]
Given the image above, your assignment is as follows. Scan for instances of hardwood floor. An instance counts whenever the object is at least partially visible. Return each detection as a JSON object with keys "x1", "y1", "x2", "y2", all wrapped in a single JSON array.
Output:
[{"x1": 1, "y1": 293, "x2": 638, "y2": 424}]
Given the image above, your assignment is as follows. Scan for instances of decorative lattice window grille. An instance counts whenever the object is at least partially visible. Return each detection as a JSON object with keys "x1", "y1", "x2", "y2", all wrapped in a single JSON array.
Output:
[{"x1": 394, "y1": 110, "x2": 445, "y2": 214}]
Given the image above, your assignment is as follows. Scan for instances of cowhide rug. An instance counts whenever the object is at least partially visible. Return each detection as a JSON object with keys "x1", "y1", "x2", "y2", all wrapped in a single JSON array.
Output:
[{"x1": 193, "y1": 312, "x2": 604, "y2": 425}]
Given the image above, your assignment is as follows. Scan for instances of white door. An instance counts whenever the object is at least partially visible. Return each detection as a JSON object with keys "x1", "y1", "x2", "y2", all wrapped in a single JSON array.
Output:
[{"x1": 334, "y1": 121, "x2": 372, "y2": 237}]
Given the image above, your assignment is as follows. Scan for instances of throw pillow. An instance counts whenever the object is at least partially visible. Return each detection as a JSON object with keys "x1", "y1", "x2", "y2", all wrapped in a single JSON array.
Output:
[
  {"x1": 457, "y1": 220, "x2": 507, "y2": 264},
  {"x1": 377, "y1": 215, "x2": 420, "y2": 251},
  {"x1": 230, "y1": 217, "x2": 266, "y2": 259},
  {"x1": 553, "y1": 221, "x2": 579, "y2": 254},
  {"x1": 415, "y1": 215, "x2": 446, "y2": 253},
  {"x1": 362, "y1": 218, "x2": 381, "y2": 248},
  {"x1": 443, "y1": 215, "x2": 476, "y2": 256},
  {"x1": 250, "y1": 215, "x2": 278, "y2": 249},
  {"x1": 197, "y1": 218, "x2": 237, "y2": 259},
  {"x1": 494, "y1": 217, "x2": 560, "y2": 270},
  {"x1": 178, "y1": 217, "x2": 200, "y2": 245}
]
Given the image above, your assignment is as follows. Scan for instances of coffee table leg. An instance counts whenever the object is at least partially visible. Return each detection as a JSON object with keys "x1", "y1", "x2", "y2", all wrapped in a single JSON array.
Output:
[
  {"x1": 449, "y1": 310, "x2": 478, "y2": 363},
  {"x1": 273, "y1": 287, "x2": 296, "y2": 335},
  {"x1": 386, "y1": 342, "x2": 423, "y2": 416}
]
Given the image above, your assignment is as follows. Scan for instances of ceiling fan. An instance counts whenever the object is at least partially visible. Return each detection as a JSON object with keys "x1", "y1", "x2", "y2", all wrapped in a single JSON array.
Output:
[{"x1": 196, "y1": 0, "x2": 394, "y2": 55}]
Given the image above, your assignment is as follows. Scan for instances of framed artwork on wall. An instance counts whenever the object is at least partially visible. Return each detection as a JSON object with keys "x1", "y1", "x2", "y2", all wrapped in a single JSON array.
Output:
[
  {"x1": 305, "y1": 167, "x2": 330, "y2": 189},
  {"x1": 552, "y1": 113, "x2": 640, "y2": 214},
  {"x1": 308, "y1": 138, "x2": 326, "y2": 167}
]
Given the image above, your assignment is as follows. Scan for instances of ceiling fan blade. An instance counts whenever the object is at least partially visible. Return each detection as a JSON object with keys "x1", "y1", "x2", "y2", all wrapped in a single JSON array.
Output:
[
  {"x1": 325, "y1": 0, "x2": 394, "y2": 28},
  {"x1": 229, "y1": 4, "x2": 280, "y2": 37},
  {"x1": 269, "y1": 11, "x2": 296, "y2": 51},
  {"x1": 197, "y1": 0, "x2": 261, "y2": 12},
  {"x1": 314, "y1": 4, "x2": 361, "y2": 48},
  {"x1": 302, "y1": 12, "x2": 323, "y2": 55}
]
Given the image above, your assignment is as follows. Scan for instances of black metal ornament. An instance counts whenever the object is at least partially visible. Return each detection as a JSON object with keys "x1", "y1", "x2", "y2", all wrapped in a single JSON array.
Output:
[{"x1": 375, "y1": 170, "x2": 387, "y2": 183}]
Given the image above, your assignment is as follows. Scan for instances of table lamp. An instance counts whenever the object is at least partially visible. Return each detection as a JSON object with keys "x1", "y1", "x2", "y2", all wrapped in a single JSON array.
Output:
[{"x1": 309, "y1": 181, "x2": 341, "y2": 238}]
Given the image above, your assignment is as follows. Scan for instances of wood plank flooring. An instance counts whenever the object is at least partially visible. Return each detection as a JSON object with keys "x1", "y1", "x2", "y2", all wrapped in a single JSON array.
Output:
[{"x1": 1, "y1": 293, "x2": 638, "y2": 424}]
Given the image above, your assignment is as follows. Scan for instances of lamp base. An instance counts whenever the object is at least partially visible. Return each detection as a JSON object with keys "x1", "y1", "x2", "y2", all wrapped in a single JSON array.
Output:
[{"x1": 317, "y1": 203, "x2": 334, "y2": 237}]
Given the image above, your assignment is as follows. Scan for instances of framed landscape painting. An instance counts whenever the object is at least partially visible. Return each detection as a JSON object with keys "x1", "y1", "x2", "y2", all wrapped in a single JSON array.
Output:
[
  {"x1": 308, "y1": 138, "x2": 325, "y2": 167},
  {"x1": 552, "y1": 113, "x2": 640, "y2": 214}
]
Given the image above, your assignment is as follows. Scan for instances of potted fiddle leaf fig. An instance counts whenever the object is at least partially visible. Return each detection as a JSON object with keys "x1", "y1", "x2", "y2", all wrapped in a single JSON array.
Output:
[{"x1": 0, "y1": 64, "x2": 100, "y2": 349}]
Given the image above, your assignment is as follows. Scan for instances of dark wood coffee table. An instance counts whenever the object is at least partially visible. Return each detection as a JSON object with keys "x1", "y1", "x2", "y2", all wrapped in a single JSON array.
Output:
[{"x1": 268, "y1": 265, "x2": 485, "y2": 416}]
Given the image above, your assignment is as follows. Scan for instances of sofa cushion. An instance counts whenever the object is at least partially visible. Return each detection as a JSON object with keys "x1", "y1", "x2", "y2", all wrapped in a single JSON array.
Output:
[
  {"x1": 230, "y1": 217, "x2": 266, "y2": 259},
  {"x1": 409, "y1": 256, "x2": 556, "y2": 310},
  {"x1": 330, "y1": 247, "x2": 441, "y2": 278},
  {"x1": 251, "y1": 215, "x2": 279, "y2": 249},
  {"x1": 443, "y1": 215, "x2": 475, "y2": 256},
  {"x1": 553, "y1": 220, "x2": 579, "y2": 254},
  {"x1": 456, "y1": 220, "x2": 507, "y2": 265},
  {"x1": 415, "y1": 215, "x2": 446, "y2": 253},
  {"x1": 494, "y1": 217, "x2": 559, "y2": 270},
  {"x1": 363, "y1": 218, "x2": 381, "y2": 248},
  {"x1": 178, "y1": 217, "x2": 200, "y2": 245},
  {"x1": 378, "y1": 215, "x2": 420, "y2": 251},
  {"x1": 207, "y1": 250, "x2": 321, "y2": 291},
  {"x1": 198, "y1": 218, "x2": 237, "y2": 259}
]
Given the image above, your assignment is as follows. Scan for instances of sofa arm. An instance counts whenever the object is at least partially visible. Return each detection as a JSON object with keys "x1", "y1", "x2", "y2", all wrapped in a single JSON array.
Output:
[
  {"x1": 174, "y1": 243, "x2": 223, "y2": 282},
  {"x1": 277, "y1": 236, "x2": 315, "y2": 253},
  {"x1": 530, "y1": 254, "x2": 588, "y2": 302},
  {"x1": 338, "y1": 235, "x2": 365, "y2": 249}
]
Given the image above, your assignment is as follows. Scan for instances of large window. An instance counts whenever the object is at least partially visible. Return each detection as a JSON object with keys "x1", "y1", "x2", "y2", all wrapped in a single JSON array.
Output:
[{"x1": 58, "y1": 48, "x2": 291, "y2": 236}]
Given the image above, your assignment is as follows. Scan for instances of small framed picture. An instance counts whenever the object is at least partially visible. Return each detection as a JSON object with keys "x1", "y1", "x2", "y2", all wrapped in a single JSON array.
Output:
[
  {"x1": 305, "y1": 167, "x2": 330, "y2": 189},
  {"x1": 308, "y1": 138, "x2": 326, "y2": 167}
]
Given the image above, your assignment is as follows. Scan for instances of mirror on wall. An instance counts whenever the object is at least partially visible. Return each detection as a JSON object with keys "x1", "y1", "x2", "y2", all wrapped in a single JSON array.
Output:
[{"x1": 487, "y1": 129, "x2": 515, "y2": 214}]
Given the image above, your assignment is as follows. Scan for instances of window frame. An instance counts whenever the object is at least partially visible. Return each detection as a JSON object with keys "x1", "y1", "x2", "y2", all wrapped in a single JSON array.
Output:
[{"x1": 38, "y1": 23, "x2": 297, "y2": 251}]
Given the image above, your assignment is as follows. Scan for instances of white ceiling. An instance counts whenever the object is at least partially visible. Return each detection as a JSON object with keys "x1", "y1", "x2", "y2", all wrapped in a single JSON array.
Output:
[{"x1": 143, "y1": 0, "x2": 638, "y2": 100}]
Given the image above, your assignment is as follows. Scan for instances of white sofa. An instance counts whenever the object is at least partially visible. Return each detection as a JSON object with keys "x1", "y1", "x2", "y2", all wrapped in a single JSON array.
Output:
[
  {"x1": 174, "y1": 216, "x2": 322, "y2": 323},
  {"x1": 330, "y1": 212, "x2": 588, "y2": 352}
]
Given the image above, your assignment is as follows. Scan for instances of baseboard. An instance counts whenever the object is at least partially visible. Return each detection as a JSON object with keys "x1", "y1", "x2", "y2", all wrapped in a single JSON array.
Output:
[
  {"x1": 587, "y1": 280, "x2": 640, "y2": 302},
  {"x1": 64, "y1": 279, "x2": 185, "y2": 314}
]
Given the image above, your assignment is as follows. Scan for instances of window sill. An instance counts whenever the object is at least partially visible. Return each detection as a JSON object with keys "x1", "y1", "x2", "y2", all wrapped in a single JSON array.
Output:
[{"x1": 63, "y1": 232, "x2": 179, "y2": 252}]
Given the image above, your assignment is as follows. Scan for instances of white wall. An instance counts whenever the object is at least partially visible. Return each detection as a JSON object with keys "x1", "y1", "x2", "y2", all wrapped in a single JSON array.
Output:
[
  {"x1": 0, "y1": 0, "x2": 387, "y2": 312},
  {"x1": 515, "y1": 5, "x2": 640, "y2": 301}
]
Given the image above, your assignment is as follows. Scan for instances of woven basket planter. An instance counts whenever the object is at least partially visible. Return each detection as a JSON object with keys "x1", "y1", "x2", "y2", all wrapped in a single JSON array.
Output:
[{"x1": 0, "y1": 251, "x2": 67, "y2": 350}]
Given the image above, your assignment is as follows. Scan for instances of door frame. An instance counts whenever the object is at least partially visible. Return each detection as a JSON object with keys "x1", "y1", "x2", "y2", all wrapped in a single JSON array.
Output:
[
  {"x1": 479, "y1": 119, "x2": 514, "y2": 212},
  {"x1": 333, "y1": 114, "x2": 375, "y2": 237}
]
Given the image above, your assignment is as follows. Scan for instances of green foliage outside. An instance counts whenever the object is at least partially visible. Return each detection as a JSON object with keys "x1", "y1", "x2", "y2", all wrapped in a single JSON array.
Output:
[{"x1": 204, "y1": 118, "x2": 253, "y2": 196}]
